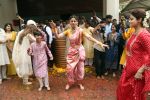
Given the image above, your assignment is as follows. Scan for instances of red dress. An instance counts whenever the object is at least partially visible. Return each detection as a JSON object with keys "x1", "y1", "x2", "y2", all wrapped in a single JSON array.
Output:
[{"x1": 117, "y1": 29, "x2": 150, "y2": 100}]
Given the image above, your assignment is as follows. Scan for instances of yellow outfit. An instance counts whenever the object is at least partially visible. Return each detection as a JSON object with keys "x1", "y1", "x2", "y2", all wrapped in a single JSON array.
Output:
[
  {"x1": 82, "y1": 27, "x2": 94, "y2": 58},
  {"x1": 120, "y1": 28, "x2": 135, "y2": 65},
  {"x1": 6, "y1": 31, "x2": 17, "y2": 75}
]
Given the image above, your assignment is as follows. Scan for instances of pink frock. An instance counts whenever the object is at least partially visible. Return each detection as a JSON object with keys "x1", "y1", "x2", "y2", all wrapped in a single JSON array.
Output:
[
  {"x1": 30, "y1": 41, "x2": 53, "y2": 78},
  {"x1": 117, "y1": 29, "x2": 150, "y2": 100}
]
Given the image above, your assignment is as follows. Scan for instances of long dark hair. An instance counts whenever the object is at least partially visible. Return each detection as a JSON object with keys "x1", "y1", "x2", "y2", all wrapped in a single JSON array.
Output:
[
  {"x1": 4, "y1": 23, "x2": 14, "y2": 32},
  {"x1": 19, "y1": 25, "x2": 37, "y2": 44},
  {"x1": 84, "y1": 19, "x2": 91, "y2": 27}
]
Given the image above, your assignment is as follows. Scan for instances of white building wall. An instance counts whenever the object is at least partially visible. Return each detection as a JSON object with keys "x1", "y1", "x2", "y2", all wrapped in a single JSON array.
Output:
[
  {"x1": 0, "y1": 0, "x2": 120, "y2": 27},
  {"x1": 0, "y1": 0, "x2": 17, "y2": 28},
  {"x1": 103, "y1": 0, "x2": 119, "y2": 22}
]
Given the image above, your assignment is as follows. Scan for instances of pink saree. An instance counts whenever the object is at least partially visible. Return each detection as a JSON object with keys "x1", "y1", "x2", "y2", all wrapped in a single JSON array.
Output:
[{"x1": 66, "y1": 28, "x2": 85, "y2": 84}]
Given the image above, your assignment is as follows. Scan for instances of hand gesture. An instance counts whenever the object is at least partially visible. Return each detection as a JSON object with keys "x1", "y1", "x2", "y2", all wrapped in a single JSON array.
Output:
[
  {"x1": 134, "y1": 72, "x2": 143, "y2": 80},
  {"x1": 101, "y1": 43, "x2": 109, "y2": 49},
  {"x1": 50, "y1": 56, "x2": 53, "y2": 60},
  {"x1": 97, "y1": 42, "x2": 109, "y2": 50},
  {"x1": 134, "y1": 65, "x2": 145, "y2": 80}
]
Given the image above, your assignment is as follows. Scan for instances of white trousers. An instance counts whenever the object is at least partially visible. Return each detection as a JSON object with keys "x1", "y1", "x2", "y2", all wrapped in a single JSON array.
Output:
[
  {"x1": 0, "y1": 65, "x2": 7, "y2": 79},
  {"x1": 37, "y1": 72, "x2": 49, "y2": 87}
]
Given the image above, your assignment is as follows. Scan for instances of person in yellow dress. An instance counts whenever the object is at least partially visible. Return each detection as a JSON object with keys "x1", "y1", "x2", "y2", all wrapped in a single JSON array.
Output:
[
  {"x1": 4, "y1": 23, "x2": 17, "y2": 75},
  {"x1": 82, "y1": 19, "x2": 94, "y2": 66},
  {"x1": 119, "y1": 27, "x2": 135, "y2": 67}
]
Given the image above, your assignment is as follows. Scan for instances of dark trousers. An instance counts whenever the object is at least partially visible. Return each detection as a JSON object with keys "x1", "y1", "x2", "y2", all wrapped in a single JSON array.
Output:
[
  {"x1": 47, "y1": 39, "x2": 55, "y2": 68},
  {"x1": 94, "y1": 49, "x2": 106, "y2": 76},
  {"x1": 117, "y1": 45, "x2": 124, "y2": 70}
]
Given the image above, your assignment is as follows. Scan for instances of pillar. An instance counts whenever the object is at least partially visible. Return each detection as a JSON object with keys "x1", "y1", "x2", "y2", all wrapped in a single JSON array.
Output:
[
  {"x1": 0, "y1": 0, "x2": 18, "y2": 28},
  {"x1": 103, "y1": 0, "x2": 119, "y2": 22}
]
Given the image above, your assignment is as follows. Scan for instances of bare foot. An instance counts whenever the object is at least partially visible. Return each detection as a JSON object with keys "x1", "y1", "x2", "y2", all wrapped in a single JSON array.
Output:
[
  {"x1": 96, "y1": 76, "x2": 101, "y2": 79},
  {"x1": 23, "y1": 82, "x2": 32, "y2": 85},
  {"x1": 101, "y1": 75, "x2": 105, "y2": 79},
  {"x1": 65, "y1": 84, "x2": 70, "y2": 90},
  {"x1": 113, "y1": 73, "x2": 116, "y2": 77},
  {"x1": 38, "y1": 87, "x2": 43, "y2": 91},
  {"x1": 78, "y1": 84, "x2": 84, "y2": 90},
  {"x1": 104, "y1": 72, "x2": 108, "y2": 76},
  {"x1": 46, "y1": 86, "x2": 50, "y2": 91}
]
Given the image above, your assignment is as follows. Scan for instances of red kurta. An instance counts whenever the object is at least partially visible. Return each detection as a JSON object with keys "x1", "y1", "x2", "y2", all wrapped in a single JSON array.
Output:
[{"x1": 117, "y1": 29, "x2": 150, "y2": 100}]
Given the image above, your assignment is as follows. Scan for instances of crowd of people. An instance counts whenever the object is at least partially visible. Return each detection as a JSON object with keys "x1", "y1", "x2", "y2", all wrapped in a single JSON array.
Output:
[{"x1": 0, "y1": 8, "x2": 150, "y2": 100}]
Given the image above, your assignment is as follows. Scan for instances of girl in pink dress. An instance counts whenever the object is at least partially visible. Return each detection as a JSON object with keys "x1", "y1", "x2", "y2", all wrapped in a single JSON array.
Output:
[
  {"x1": 52, "y1": 15, "x2": 108, "y2": 90},
  {"x1": 28, "y1": 32, "x2": 53, "y2": 91},
  {"x1": 117, "y1": 9, "x2": 150, "y2": 100}
]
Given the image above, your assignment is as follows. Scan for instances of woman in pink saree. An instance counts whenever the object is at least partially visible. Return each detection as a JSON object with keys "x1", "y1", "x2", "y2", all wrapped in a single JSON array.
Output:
[
  {"x1": 52, "y1": 15, "x2": 108, "y2": 90},
  {"x1": 117, "y1": 9, "x2": 150, "y2": 100}
]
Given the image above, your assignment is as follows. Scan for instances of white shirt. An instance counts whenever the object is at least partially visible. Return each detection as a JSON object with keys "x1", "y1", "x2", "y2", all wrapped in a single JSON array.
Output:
[
  {"x1": 44, "y1": 25, "x2": 53, "y2": 44},
  {"x1": 105, "y1": 23, "x2": 112, "y2": 38}
]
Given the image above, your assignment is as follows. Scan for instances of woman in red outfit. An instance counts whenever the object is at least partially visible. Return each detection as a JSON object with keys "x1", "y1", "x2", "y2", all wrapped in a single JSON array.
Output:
[{"x1": 117, "y1": 9, "x2": 150, "y2": 100}]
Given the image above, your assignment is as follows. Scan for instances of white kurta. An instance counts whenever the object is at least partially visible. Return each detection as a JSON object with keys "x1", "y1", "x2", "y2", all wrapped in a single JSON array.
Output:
[
  {"x1": 0, "y1": 28, "x2": 10, "y2": 65},
  {"x1": 12, "y1": 33, "x2": 33, "y2": 78}
]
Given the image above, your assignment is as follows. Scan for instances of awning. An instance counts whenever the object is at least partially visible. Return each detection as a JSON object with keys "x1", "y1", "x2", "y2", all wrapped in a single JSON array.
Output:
[{"x1": 121, "y1": 0, "x2": 150, "y2": 13}]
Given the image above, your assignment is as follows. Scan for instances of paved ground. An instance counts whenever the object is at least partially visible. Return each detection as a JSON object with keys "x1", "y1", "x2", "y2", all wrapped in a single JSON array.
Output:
[
  {"x1": 0, "y1": 69, "x2": 119, "y2": 100},
  {"x1": 1, "y1": 67, "x2": 150, "y2": 100},
  {"x1": 0, "y1": 74, "x2": 119, "y2": 100}
]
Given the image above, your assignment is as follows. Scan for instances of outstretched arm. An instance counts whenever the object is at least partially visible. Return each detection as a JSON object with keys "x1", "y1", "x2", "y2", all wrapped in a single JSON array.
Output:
[
  {"x1": 82, "y1": 31, "x2": 109, "y2": 49},
  {"x1": 28, "y1": 34, "x2": 36, "y2": 43},
  {"x1": 50, "y1": 21, "x2": 66, "y2": 39},
  {"x1": 53, "y1": 28, "x2": 65, "y2": 39}
]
